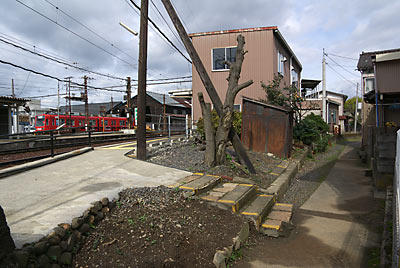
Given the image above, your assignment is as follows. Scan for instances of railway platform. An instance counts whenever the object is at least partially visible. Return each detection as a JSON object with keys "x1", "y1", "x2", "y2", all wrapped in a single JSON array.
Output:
[{"x1": 0, "y1": 138, "x2": 191, "y2": 247}]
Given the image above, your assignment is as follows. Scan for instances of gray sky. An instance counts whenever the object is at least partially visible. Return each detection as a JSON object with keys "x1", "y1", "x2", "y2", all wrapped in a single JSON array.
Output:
[{"x1": 0, "y1": 0, "x2": 399, "y2": 108}]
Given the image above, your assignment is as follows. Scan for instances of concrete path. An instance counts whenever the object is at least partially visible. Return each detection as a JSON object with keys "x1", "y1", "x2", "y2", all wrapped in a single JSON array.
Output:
[
  {"x1": 0, "y1": 139, "x2": 191, "y2": 248},
  {"x1": 237, "y1": 141, "x2": 380, "y2": 268}
]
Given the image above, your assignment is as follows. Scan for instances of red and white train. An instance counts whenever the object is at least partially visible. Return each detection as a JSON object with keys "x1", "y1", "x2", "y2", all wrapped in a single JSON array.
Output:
[{"x1": 35, "y1": 114, "x2": 129, "y2": 132}]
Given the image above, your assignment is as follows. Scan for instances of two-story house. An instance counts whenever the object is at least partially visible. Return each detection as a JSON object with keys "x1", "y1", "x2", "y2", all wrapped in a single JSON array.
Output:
[{"x1": 189, "y1": 26, "x2": 302, "y2": 121}]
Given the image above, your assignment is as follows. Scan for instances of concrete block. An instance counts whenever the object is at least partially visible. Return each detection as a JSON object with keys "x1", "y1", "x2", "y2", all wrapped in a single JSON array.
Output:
[{"x1": 267, "y1": 211, "x2": 292, "y2": 223}]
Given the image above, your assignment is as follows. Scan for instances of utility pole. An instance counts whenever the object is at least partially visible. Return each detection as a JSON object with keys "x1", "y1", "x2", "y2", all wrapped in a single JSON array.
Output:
[
  {"x1": 57, "y1": 81, "x2": 60, "y2": 126},
  {"x1": 126, "y1": 77, "x2": 132, "y2": 129},
  {"x1": 84, "y1": 76, "x2": 89, "y2": 127},
  {"x1": 161, "y1": 0, "x2": 255, "y2": 174},
  {"x1": 354, "y1": 82, "x2": 359, "y2": 133},
  {"x1": 137, "y1": 0, "x2": 149, "y2": 160},
  {"x1": 11, "y1": 79, "x2": 15, "y2": 97},
  {"x1": 322, "y1": 48, "x2": 327, "y2": 122},
  {"x1": 163, "y1": 94, "x2": 166, "y2": 134}
]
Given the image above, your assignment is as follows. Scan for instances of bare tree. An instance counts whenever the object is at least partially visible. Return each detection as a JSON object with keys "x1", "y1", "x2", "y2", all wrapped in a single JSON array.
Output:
[{"x1": 199, "y1": 35, "x2": 253, "y2": 166}]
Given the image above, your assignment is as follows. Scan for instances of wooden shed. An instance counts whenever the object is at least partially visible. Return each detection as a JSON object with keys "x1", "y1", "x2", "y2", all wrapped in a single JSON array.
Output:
[{"x1": 241, "y1": 97, "x2": 293, "y2": 158}]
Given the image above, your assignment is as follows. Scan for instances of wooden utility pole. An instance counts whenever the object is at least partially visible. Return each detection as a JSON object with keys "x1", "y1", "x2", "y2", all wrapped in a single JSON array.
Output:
[
  {"x1": 137, "y1": 0, "x2": 149, "y2": 160},
  {"x1": 161, "y1": 0, "x2": 255, "y2": 173},
  {"x1": 322, "y1": 48, "x2": 327, "y2": 122},
  {"x1": 163, "y1": 94, "x2": 167, "y2": 134},
  {"x1": 354, "y1": 82, "x2": 359, "y2": 133},
  {"x1": 126, "y1": 77, "x2": 133, "y2": 128}
]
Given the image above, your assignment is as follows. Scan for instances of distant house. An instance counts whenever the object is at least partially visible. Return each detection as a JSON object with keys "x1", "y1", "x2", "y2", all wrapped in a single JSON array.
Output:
[
  {"x1": 357, "y1": 48, "x2": 400, "y2": 189},
  {"x1": 300, "y1": 79, "x2": 348, "y2": 133},
  {"x1": 111, "y1": 91, "x2": 191, "y2": 129},
  {"x1": 189, "y1": 26, "x2": 302, "y2": 121}
]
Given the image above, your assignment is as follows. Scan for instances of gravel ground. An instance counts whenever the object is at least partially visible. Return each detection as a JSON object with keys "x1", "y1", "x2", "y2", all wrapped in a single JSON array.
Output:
[
  {"x1": 280, "y1": 141, "x2": 345, "y2": 208},
  {"x1": 72, "y1": 186, "x2": 246, "y2": 268},
  {"x1": 147, "y1": 140, "x2": 287, "y2": 189}
]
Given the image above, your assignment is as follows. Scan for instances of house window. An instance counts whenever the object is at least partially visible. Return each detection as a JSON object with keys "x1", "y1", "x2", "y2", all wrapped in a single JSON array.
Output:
[
  {"x1": 212, "y1": 47, "x2": 237, "y2": 70},
  {"x1": 365, "y1": 77, "x2": 375, "y2": 94},
  {"x1": 233, "y1": 104, "x2": 241, "y2": 112},
  {"x1": 328, "y1": 109, "x2": 337, "y2": 124},
  {"x1": 277, "y1": 51, "x2": 285, "y2": 76},
  {"x1": 291, "y1": 68, "x2": 298, "y2": 88}
]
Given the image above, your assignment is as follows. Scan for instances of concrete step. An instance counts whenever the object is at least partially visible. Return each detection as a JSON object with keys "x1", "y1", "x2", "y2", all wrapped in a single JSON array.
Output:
[
  {"x1": 175, "y1": 174, "x2": 221, "y2": 195},
  {"x1": 240, "y1": 194, "x2": 275, "y2": 229},
  {"x1": 261, "y1": 203, "x2": 294, "y2": 237},
  {"x1": 216, "y1": 184, "x2": 258, "y2": 213}
]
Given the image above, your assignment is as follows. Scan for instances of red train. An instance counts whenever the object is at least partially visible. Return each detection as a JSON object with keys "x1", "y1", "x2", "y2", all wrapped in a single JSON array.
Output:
[{"x1": 35, "y1": 114, "x2": 129, "y2": 132}]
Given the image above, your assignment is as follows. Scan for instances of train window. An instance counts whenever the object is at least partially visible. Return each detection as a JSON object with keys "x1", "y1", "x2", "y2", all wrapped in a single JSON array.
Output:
[
  {"x1": 46, "y1": 119, "x2": 49, "y2": 126},
  {"x1": 61, "y1": 119, "x2": 65, "y2": 125},
  {"x1": 52, "y1": 119, "x2": 55, "y2": 125},
  {"x1": 105, "y1": 120, "x2": 108, "y2": 126},
  {"x1": 56, "y1": 119, "x2": 59, "y2": 126},
  {"x1": 36, "y1": 116, "x2": 45, "y2": 127},
  {"x1": 79, "y1": 120, "x2": 82, "y2": 126}
]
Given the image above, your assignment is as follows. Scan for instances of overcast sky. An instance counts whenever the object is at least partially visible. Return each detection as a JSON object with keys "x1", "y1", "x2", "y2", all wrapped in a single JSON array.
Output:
[{"x1": 0, "y1": 0, "x2": 399, "y2": 108}]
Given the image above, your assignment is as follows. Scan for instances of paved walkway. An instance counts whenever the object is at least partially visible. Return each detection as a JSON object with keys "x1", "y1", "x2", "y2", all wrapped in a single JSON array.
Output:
[
  {"x1": 0, "y1": 139, "x2": 190, "y2": 248},
  {"x1": 237, "y1": 141, "x2": 380, "y2": 268}
]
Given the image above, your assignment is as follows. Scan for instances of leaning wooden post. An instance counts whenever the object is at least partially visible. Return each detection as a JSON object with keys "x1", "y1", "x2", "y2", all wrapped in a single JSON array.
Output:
[{"x1": 161, "y1": 0, "x2": 256, "y2": 174}]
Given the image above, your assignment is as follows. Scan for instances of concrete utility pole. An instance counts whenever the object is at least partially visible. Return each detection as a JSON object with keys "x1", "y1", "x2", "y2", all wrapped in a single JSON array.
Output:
[
  {"x1": 161, "y1": 0, "x2": 256, "y2": 174},
  {"x1": 354, "y1": 82, "x2": 359, "y2": 133},
  {"x1": 322, "y1": 48, "x2": 327, "y2": 122},
  {"x1": 84, "y1": 76, "x2": 89, "y2": 127},
  {"x1": 137, "y1": 0, "x2": 149, "y2": 160},
  {"x1": 11, "y1": 79, "x2": 15, "y2": 97},
  {"x1": 126, "y1": 77, "x2": 133, "y2": 129}
]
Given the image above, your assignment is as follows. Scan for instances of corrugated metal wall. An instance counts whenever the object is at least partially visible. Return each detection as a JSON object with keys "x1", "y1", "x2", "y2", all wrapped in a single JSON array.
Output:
[{"x1": 376, "y1": 59, "x2": 400, "y2": 94}]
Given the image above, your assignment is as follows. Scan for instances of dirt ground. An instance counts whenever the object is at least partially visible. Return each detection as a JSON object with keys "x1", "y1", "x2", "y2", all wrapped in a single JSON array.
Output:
[{"x1": 72, "y1": 186, "x2": 247, "y2": 268}]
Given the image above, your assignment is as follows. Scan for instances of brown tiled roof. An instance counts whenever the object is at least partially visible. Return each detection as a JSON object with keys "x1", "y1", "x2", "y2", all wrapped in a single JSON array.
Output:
[
  {"x1": 0, "y1": 96, "x2": 30, "y2": 105},
  {"x1": 357, "y1": 48, "x2": 400, "y2": 71}
]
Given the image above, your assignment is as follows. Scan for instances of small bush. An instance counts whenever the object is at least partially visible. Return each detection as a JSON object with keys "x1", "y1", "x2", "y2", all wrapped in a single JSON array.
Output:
[
  {"x1": 196, "y1": 110, "x2": 242, "y2": 140},
  {"x1": 294, "y1": 113, "x2": 329, "y2": 153}
]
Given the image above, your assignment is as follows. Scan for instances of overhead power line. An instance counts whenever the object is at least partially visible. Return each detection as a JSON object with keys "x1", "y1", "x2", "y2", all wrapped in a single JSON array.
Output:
[
  {"x1": 325, "y1": 54, "x2": 359, "y2": 77},
  {"x1": 42, "y1": 0, "x2": 137, "y2": 63},
  {"x1": 127, "y1": 0, "x2": 192, "y2": 64},
  {"x1": 326, "y1": 52, "x2": 358, "y2": 61},
  {"x1": 326, "y1": 63, "x2": 357, "y2": 86},
  {"x1": 15, "y1": 0, "x2": 136, "y2": 68},
  {"x1": 0, "y1": 37, "x2": 127, "y2": 81}
]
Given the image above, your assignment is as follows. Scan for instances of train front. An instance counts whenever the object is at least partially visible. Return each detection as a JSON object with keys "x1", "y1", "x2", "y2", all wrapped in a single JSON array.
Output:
[{"x1": 35, "y1": 115, "x2": 46, "y2": 131}]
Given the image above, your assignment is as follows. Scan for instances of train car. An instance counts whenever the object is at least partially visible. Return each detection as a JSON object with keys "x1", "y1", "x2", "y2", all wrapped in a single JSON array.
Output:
[{"x1": 35, "y1": 114, "x2": 128, "y2": 132}]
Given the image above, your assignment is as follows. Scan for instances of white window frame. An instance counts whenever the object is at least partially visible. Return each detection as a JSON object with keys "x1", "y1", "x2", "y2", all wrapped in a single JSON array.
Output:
[
  {"x1": 212, "y1": 46, "x2": 237, "y2": 71},
  {"x1": 277, "y1": 51, "x2": 285, "y2": 76}
]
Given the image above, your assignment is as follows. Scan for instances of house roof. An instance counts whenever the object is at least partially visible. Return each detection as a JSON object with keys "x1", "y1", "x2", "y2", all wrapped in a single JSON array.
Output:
[
  {"x1": 0, "y1": 96, "x2": 30, "y2": 105},
  {"x1": 60, "y1": 102, "x2": 119, "y2": 115},
  {"x1": 357, "y1": 48, "x2": 400, "y2": 71},
  {"x1": 301, "y1": 79, "x2": 321, "y2": 90},
  {"x1": 146, "y1": 91, "x2": 186, "y2": 108},
  {"x1": 189, "y1": 26, "x2": 302, "y2": 70}
]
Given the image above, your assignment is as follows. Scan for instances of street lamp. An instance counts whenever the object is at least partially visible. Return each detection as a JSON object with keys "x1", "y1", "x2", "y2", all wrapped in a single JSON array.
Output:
[{"x1": 119, "y1": 22, "x2": 138, "y2": 36}]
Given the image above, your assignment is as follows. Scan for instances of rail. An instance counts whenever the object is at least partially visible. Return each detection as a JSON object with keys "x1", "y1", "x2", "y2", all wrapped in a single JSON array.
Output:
[{"x1": 393, "y1": 129, "x2": 400, "y2": 267}]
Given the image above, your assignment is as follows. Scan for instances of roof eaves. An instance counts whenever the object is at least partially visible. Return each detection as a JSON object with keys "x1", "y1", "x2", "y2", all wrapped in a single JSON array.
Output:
[
  {"x1": 188, "y1": 26, "x2": 278, "y2": 38},
  {"x1": 273, "y1": 29, "x2": 302, "y2": 71}
]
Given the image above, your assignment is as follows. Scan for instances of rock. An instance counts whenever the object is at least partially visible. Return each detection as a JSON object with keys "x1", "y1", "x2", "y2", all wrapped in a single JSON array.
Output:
[
  {"x1": 101, "y1": 197, "x2": 109, "y2": 206},
  {"x1": 233, "y1": 222, "x2": 249, "y2": 250},
  {"x1": 93, "y1": 201, "x2": 102, "y2": 211},
  {"x1": 101, "y1": 207, "x2": 110, "y2": 214},
  {"x1": 66, "y1": 232, "x2": 77, "y2": 251},
  {"x1": 48, "y1": 236, "x2": 60, "y2": 246},
  {"x1": 71, "y1": 217, "x2": 83, "y2": 229},
  {"x1": 54, "y1": 226, "x2": 66, "y2": 238},
  {"x1": 90, "y1": 206, "x2": 98, "y2": 215},
  {"x1": 0, "y1": 205, "x2": 15, "y2": 258},
  {"x1": 108, "y1": 201, "x2": 116, "y2": 210},
  {"x1": 223, "y1": 246, "x2": 233, "y2": 258},
  {"x1": 14, "y1": 250, "x2": 29, "y2": 268},
  {"x1": 95, "y1": 212, "x2": 104, "y2": 222},
  {"x1": 34, "y1": 241, "x2": 48, "y2": 255},
  {"x1": 59, "y1": 223, "x2": 71, "y2": 232},
  {"x1": 22, "y1": 245, "x2": 34, "y2": 255},
  {"x1": 213, "y1": 250, "x2": 227, "y2": 268},
  {"x1": 82, "y1": 209, "x2": 91, "y2": 221},
  {"x1": 88, "y1": 215, "x2": 95, "y2": 225},
  {"x1": 79, "y1": 223, "x2": 90, "y2": 234},
  {"x1": 46, "y1": 246, "x2": 61, "y2": 261},
  {"x1": 59, "y1": 241, "x2": 67, "y2": 252},
  {"x1": 58, "y1": 252, "x2": 72, "y2": 265},
  {"x1": 38, "y1": 254, "x2": 51, "y2": 268}
]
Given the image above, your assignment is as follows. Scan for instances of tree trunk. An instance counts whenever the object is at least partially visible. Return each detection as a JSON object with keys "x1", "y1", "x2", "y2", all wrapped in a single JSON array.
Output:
[
  {"x1": 215, "y1": 35, "x2": 253, "y2": 165},
  {"x1": 198, "y1": 92, "x2": 215, "y2": 167},
  {"x1": 0, "y1": 205, "x2": 15, "y2": 260}
]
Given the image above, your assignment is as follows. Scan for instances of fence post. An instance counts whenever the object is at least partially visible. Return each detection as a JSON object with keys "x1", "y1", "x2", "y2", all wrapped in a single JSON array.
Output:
[
  {"x1": 88, "y1": 130, "x2": 92, "y2": 147},
  {"x1": 50, "y1": 131, "x2": 54, "y2": 157},
  {"x1": 168, "y1": 115, "x2": 171, "y2": 138},
  {"x1": 185, "y1": 114, "x2": 189, "y2": 138}
]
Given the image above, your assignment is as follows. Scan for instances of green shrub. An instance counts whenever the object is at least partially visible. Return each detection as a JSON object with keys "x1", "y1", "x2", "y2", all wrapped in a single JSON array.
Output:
[
  {"x1": 294, "y1": 113, "x2": 329, "y2": 152},
  {"x1": 196, "y1": 110, "x2": 242, "y2": 140}
]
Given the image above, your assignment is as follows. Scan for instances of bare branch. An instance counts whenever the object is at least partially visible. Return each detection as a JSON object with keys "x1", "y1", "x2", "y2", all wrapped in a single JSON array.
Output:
[{"x1": 233, "y1": 80, "x2": 253, "y2": 96}]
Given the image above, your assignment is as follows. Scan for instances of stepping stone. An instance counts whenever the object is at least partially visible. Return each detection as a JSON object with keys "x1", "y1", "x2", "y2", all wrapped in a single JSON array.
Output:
[
  {"x1": 179, "y1": 175, "x2": 221, "y2": 195},
  {"x1": 218, "y1": 184, "x2": 257, "y2": 212},
  {"x1": 273, "y1": 203, "x2": 293, "y2": 213},
  {"x1": 267, "y1": 210, "x2": 292, "y2": 223},
  {"x1": 213, "y1": 183, "x2": 238, "y2": 193},
  {"x1": 261, "y1": 219, "x2": 284, "y2": 238},
  {"x1": 240, "y1": 194, "x2": 274, "y2": 229},
  {"x1": 167, "y1": 174, "x2": 202, "y2": 188}
]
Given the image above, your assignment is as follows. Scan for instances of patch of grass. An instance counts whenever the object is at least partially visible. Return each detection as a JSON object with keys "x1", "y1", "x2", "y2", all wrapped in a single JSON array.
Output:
[
  {"x1": 366, "y1": 247, "x2": 380, "y2": 267},
  {"x1": 116, "y1": 247, "x2": 124, "y2": 255},
  {"x1": 92, "y1": 238, "x2": 99, "y2": 250},
  {"x1": 227, "y1": 249, "x2": 243, "y2": 267},
  {"x1": 127, "y1": 218, "x2": 135, "y2": 225},
  {"x1": 116, "y1": 201, "x2": 122, "y2": 209},
  {"x1": 139, "y1": 215, "x2": 146, "y2": 222}
]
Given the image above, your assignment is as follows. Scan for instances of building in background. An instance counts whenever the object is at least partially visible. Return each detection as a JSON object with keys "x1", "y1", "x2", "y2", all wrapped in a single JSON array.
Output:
[
  {"x1": 190, "y1": 26, "x2": 302, "y2": 121},
  {"x1": 0, "y1": 96, "x2": 29, "y2": 135}
]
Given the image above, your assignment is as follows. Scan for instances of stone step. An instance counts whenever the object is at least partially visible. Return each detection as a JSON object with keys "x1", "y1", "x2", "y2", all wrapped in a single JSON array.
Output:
[
  {"x1": 261, "y1": 203, "x2": 294, "y2": 237},
  {"x1": 178, "y1": 174, "x2": 221, "y2": 195},
  {"x1": 217, "y1": 184, "x2": 258, "y2": 213},
  {"x1": 240, "y1": 194, "x2": 275, "y2": 229}
]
